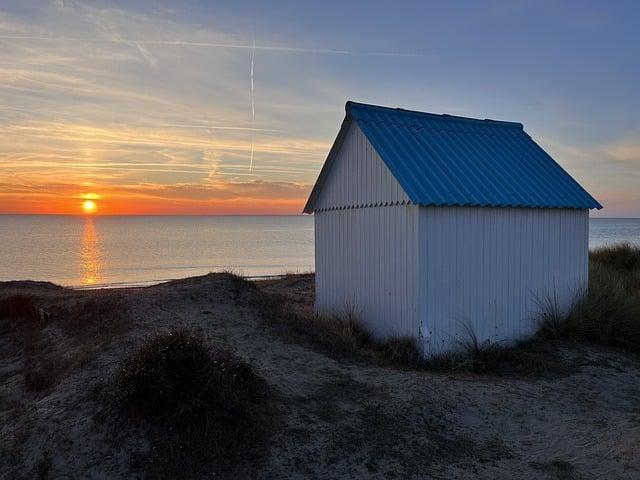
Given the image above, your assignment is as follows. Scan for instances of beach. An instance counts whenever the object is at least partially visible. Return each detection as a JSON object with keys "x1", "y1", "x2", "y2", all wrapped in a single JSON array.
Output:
[
  {"x1": 2, "y1": 272, "x2": 639, "y2": 479},
  {"x1": 2, "y1": 1, "x2": 639, "y2": 478}
]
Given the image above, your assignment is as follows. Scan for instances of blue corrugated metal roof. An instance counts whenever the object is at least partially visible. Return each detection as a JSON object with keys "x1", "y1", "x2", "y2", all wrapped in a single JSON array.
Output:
[{"x1": 304, "y1": 102, "x2": 601, "y2": 212}]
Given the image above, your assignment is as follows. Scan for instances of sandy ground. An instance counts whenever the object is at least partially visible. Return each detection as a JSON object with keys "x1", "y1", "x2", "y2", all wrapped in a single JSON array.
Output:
[{"x1": 1, "y1": 273, "x2": 640, "y2": 479}]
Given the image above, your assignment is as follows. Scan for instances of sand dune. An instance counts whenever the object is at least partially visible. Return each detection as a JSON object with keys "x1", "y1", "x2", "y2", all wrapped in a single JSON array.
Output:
[{"x1": 1, "y1": 273, "x2": 639, "y2": 479}]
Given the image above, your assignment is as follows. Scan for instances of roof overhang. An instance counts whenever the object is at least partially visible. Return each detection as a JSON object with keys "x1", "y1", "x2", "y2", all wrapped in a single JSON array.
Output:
[{"x1": 302, "y1": 110, "x2": 353, "y2": 214}]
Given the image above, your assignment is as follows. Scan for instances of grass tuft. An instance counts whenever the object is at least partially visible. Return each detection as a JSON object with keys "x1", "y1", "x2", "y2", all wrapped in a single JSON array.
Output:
[
  {"x1": 256, "y1": 286, "x2": 373, "y2": 358},
  {"x1": 537, "y1": 244, "x2": 640, "y2": 353},
  {"x1": 590, "y1": 242, "x2": 640, "y2": 273},
  {"x1": 379, "y1": 336, "x2": 423, "y2": 368}
]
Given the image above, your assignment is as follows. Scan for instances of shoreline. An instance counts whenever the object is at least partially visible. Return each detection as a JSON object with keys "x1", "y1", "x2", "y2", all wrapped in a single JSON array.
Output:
[{"x1": 0, "y1": 272, "x2": 314, "y2": 291}]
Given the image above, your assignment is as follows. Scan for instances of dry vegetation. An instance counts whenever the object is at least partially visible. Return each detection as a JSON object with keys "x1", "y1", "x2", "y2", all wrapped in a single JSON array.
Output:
[
  {"x1": 259, "y1": 244, "x2": 640, "y2": 376},
  {"x1": 0, "y1": 285, "x2": 129, "y2": 394},
  {"x1": 256, "y1": 277, "x2": 567, "y2": 376},
  {"x1": 538, "y1": 243, "x2": 640, "y2": 352},
  {"x1": 0, "y1": 244, "x2": 639, "y2": 479},
  {"x1": 110, "y1": 331, "x2": 273, "y2": 478}
]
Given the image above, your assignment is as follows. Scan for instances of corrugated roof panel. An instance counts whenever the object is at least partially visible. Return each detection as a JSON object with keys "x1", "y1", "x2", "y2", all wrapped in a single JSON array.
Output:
[
  {"x1": 347, "y1": 101, "x2": 601, "y2": 210},
  {"x1": 304, "y1": 102, "x2": 601, "y2": 213}
]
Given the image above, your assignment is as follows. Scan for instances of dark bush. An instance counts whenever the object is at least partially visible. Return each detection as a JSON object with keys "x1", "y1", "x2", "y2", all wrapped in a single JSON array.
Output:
[
  {"x1": 116, "y1": 331, "x2": 266, "y2": 429},
  {"x1": 114, "y1": 331, "x2": 271, "y2": 478}
]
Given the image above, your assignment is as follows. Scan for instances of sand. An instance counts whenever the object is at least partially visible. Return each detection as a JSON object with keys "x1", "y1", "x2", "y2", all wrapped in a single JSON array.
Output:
[{"x1": 1, "y1": 273, "x2": 639, "y2": 479}]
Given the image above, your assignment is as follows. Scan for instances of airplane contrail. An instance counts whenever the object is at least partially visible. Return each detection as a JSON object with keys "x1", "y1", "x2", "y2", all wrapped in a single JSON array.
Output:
[
  {"x1": 156, "y1": 123, "x2": 279, "y2": 132},
  {"x1": 0, "y1": 34, "x2": 432, "y2": 57},
  {"x1": 249, "y1": 38, "x2": 256, "y2": 173},
  {"x1": 251, "y1": 38, "x2": 256, "y2": 118}
]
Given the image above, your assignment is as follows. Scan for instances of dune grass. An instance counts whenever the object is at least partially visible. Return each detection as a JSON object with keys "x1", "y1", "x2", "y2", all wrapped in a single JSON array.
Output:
[
  {"x1": 378, "y1": 244, "x2": 640, "y2": 372},
  {"x1": 537, "y1": 243, "x2": 640, "y2": 352},
  {"x1": 0, "y1": 289, "x2": 129, "y2": 393},
  {"x1": 256, "y1": 243, "x2": 640, "y2": 374},
  {"x1": 254, "y1": 286, "x2": 375, "y2": 358},
  {"x1": 253, "y1": 274, "x2": 562, "y2": 374}
]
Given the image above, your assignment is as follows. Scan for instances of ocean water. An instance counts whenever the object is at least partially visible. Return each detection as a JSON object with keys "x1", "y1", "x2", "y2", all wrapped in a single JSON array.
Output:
[
  {"x1": 0, "y1": 215, "x2": 314, "y2": 287},
  {"x1": 0, "y1": 215, "x2": 638, "y2": 288}
]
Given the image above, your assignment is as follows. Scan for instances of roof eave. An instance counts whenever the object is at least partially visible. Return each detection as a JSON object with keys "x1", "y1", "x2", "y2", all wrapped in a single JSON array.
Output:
[{"x1": 302, "y1": 112, "x2": 353, "y2": 214}]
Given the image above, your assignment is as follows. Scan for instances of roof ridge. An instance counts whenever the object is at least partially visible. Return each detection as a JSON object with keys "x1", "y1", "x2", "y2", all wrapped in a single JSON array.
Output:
[
  {"x1": 346, "y1": 100, "x2": 524, "y2": 129},
  {"x1": 356, "y1": 119, "x2": 525, "y2": 138}
]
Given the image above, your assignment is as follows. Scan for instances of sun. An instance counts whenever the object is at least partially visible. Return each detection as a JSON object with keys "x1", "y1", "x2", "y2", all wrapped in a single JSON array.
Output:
[{"x1": 82, "y1": 200, "x2": 97, "y2": 214}]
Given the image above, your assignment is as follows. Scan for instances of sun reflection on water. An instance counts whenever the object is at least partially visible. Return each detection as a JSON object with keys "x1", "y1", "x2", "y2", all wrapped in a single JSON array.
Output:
[{"x1": 81, "y1": 216, "x2": 103, "y2": 285}]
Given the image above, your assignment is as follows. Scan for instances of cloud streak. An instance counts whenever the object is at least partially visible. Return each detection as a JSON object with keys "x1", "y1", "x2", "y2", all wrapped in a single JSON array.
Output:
[{"x1": 0, "y1": 34, "x2": 433, "y2": 57}]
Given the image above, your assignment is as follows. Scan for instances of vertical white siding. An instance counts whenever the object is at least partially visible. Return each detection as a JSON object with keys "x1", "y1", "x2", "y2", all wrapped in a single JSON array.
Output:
[
  {"x1": 314, "y1": 123, "x2": 410, "y2": 210},
  {"x1": 418, "y1": 206, "x2": 589, "y2": 355},
  {"x1": 315, "y1": 205, "x2": 420, "y2": 339},
  {"x1": 310, "y1": 120, "x2": 590, "y2": 356}
]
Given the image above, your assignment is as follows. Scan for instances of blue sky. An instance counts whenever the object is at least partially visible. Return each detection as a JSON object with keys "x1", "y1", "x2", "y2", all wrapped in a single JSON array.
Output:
[{"x1": 0, "y1": 0, "x2": 638, "y2": 215}]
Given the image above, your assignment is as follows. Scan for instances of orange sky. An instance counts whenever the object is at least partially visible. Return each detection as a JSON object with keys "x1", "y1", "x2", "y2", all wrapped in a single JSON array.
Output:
[
  {"x1": 1, "y1": 1, "x2": 638, "y2": 216},
  {"x1": 0, "y1": 2, "x2": 330, "y2": 216},
  {"x1": 0, "y1": 119, "x2": 322, "y2": 215},
  {"x1": 0, "y1": 181, "x2": 312, "y2": 215},
  {"x1": 0, "y1": 196, "x2": 307, "y2": 216}
]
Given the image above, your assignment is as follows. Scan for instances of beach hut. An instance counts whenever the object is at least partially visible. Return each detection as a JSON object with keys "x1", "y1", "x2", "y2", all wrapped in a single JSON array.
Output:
[{"x1": 304, "y1": 101, "x2": 601, "y2": 356}]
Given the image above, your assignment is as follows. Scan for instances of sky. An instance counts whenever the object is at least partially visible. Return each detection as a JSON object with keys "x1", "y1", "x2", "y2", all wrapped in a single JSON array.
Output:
[{"x1": 0, "y1": 0, "x2": 638, "y2": 216}]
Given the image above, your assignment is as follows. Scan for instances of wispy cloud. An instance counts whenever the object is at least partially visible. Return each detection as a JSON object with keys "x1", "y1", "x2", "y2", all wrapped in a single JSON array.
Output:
[
  {"x1": 134, "y1": 42, "x2": 157, "y2": 68},
  {"x1": 602, "y1": 135, "x2": 640, "y2": 164},
  {"x1": 0, "y1": 34, "x2": 433, "y2": 57},
  {"x1": 0, "y1": 0, "x2": 349, "y2": 214}
]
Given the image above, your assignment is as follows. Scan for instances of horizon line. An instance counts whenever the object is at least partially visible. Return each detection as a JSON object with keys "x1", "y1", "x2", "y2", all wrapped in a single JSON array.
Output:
[{"x1": 0, "y1": 213, "x2": 637, "y2": 219}]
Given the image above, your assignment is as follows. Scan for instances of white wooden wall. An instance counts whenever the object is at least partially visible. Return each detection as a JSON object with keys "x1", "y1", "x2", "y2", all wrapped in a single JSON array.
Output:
[
  {"x1": 311, "y1": 120, "x2": 590, "y2": 357},
  {"x1": 313, "y1": 123, "x2": 410, "y2": 210},
  {"x1": 314, "y1": 205, "x2": 420, "y2": 339},
  {"x1": 418, "y1": 206, "x2": 589, "y2": 355}
]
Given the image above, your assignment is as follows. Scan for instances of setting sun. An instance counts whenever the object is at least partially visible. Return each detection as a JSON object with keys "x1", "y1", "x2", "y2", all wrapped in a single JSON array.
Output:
[{"x1": 82, "y1": 200, "x2": 97, "y2": 214}]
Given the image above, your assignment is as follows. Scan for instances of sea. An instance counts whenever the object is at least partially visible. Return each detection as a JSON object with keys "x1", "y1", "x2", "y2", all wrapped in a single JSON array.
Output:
[{"x1": 0, "y1": 215, "x2": 638, "y2": 288}]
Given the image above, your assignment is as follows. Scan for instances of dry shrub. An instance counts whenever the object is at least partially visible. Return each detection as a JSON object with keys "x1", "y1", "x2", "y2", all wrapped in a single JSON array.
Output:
[
  {"x1": 117, "y1": 331, "x2": 265, "y2": 426},
  {"x1": 114, "y1": 330, "x2": 272, "y2": 477},
  {"x1": 0, "y1": 289, "x2": 128, "y2": 340}
]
